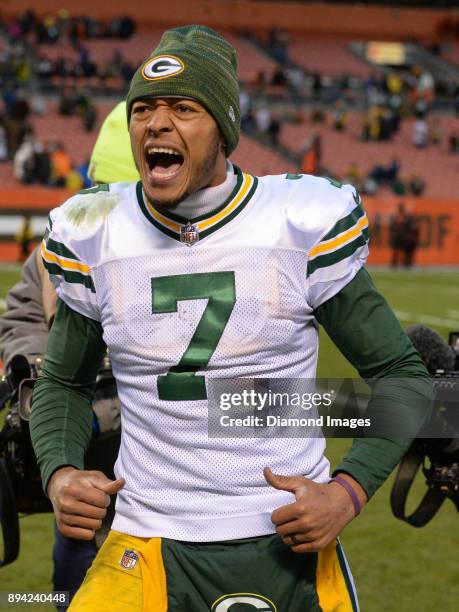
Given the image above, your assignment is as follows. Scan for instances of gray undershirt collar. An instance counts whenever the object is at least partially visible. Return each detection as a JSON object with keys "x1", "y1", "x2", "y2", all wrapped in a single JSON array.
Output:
[{"x1": 170, "y1": 161, "x2": 237, "y2": 220}]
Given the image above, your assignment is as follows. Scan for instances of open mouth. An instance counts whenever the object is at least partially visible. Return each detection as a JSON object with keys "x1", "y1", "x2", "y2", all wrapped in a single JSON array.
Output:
[{"x1": 146, "y1": 146, "x2": 184, "y2": 181}]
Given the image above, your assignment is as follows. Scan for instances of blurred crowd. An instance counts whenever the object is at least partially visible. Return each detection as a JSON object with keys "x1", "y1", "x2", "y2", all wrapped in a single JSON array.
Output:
[
  {"x1": 13, "y1": 134, "x2": 90, "y2": 190},
  {"x1": 0, "y1": 9, "x2": 136, "y2": 97},
  {"x1": 344, "y1": 158, "x2": 427, "y2": 198},
  {"x1": 250, "y1": 28, "x2": 459, "y2": 110},
  {"x1": 0, "y1": 81, "x2": 97, "y2": 188},
  {"x1": 239, "y1": 84, "x2": 458, "y2": 196},
  {"x1": 238, "y1": 26, "x2": 459, "y2": 196},
  {"x1": 6, "y1": 9, "x2": 135, "y2": 43},
  {"x1": 1, "y1": 12, "x2": 459, "y2": 195},
  {"x1": 0, "y1": 10, "x2": 131, "y2": 188}
]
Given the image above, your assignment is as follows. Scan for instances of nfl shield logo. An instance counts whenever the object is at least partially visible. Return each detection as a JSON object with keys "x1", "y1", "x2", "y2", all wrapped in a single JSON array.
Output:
[
  {"x1": 180, "y1": 222, "x2": 199, "y2": 246},
  {"x1": 120, "y1": 549, "x2": 139, "y2": 569}
]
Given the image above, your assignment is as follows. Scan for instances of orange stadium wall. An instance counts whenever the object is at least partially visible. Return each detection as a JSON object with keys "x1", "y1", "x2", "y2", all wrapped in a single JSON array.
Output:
[
  {"x1": 364, "y1": 197, "x2": 459, "y2": 266},
  {"x1": 0, "y1": 190, "x2": 458, "y2": 265},
  {"x1": 0, "y1": 188, "x2": 70, "y2": 262},
  {"x1": 0, "y1": 188, "x2": 71, "y2": 211},
  {"x1": 2, "y1": 0, "x2": 458, "y2": 40}
]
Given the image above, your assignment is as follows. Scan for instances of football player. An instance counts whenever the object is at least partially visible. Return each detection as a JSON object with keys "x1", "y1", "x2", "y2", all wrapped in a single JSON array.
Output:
[{"x1": 31, "y1": 26, "x2": 432, "y2": 611}]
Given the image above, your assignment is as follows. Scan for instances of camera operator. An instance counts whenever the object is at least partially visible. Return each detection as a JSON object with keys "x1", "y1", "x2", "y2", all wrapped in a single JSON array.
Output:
[
  {"x1": 1, "y1": 245, "x2": 97, "y2": 598},
  {"x1": 0, "y1": 100, "x2": 138, "y2": 607},
  {"x1": 390, "y1": 324, "x2": 459, "y2": 526}
]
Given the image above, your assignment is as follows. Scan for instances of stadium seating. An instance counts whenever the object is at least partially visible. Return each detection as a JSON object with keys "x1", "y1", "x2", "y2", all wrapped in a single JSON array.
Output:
[
  {"x1": 30, "y1": 101, "x2": 113, "y2": 165},
  {"x1": 222, "y1": 32, "x2": 279, "y2": 83},
  {"x1": 280, "y1": 113, "x2": 459, "y2": 197},
  {"x1": 2, "y1": 103, "x2": 458, "y2": 195},
  {"x1": 0, "y1": 159, "x2": 18, "y2": 188},
  {"x1": 35, "y1": 27, "x2": 278, "y2": 85},
  {"x1": 0, "y1": 102, "x2": 295, "y2": 188},
  {"x1": 2, "y1": 17, "x2": 458, "y2": 197},
  {"x1": 232, "y1": 134, "x2": 296, "y2": 175},
  {"x1": 287, "y1": 35, "x2": 374, "y2": 78},
  {"x1": 439, "y1": 40, "x2": 459, "y2": 67}
]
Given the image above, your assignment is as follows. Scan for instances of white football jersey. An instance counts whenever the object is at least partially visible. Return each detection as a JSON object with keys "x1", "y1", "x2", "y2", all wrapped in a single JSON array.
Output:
[{"x1": 42, "y1": 166, "x2": 369, "y2": 540}]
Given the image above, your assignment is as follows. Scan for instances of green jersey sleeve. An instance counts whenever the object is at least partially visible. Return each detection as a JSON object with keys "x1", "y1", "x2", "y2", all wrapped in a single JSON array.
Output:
[
  {"x1": 30, "y1": 299, "x2": 106, "y2": 493},
  {"x1": 314, "y1": 268, "x2": 433, "y2": 498}
]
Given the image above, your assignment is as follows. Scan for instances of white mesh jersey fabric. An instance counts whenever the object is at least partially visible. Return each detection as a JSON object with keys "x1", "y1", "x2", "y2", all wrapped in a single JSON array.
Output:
[
  {"x1": 46, "y1": 174, "x2": 368, "y2": 540},
  {"x1": 97, "y1": 245, "x2": 327, "y2": 539}
]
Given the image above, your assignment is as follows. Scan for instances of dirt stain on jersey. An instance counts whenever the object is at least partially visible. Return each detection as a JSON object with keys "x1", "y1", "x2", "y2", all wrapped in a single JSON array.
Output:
[{"x1": 65, "y1": 191, "x2": 120, "y2": 227}]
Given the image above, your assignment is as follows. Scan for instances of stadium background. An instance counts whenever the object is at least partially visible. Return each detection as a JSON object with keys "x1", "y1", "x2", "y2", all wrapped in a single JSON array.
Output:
[{"x1": 0, "y1": 1, "x2": 457, "y2": 610}]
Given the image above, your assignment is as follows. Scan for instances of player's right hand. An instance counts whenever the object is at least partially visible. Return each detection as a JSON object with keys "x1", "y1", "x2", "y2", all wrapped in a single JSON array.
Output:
[{"x1": 47, "y1": 466, "x2": 125, "y2": 540}]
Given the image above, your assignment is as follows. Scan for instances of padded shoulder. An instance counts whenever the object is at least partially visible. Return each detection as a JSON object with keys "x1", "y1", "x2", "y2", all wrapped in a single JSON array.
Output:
[
  {"x1": 50, "y1": 184, "x2": 121, "y2": 243},
  {"x1": 284, "y1": 174, "x2": 359, "y2": 247}
]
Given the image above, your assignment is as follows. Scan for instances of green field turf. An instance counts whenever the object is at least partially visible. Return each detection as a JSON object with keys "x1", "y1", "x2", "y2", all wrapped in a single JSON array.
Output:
[{"x1": 0, "y1": 266, "x2": 457, "y2": 612}]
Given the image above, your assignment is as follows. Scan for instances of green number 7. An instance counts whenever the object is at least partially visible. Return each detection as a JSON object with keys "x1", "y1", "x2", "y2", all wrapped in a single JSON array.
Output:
[{"x1": 151, "y1": 271, "x2": 236, "y2": 401}]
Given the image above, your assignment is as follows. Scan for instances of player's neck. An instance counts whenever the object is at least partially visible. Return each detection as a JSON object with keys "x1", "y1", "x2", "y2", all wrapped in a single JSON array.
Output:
[{"x1": 171, "y1": 161, "x2": 237, "y2": 219}]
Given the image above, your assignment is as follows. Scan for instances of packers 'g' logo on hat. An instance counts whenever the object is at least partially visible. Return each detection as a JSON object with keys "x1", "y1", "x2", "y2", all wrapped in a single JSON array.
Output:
[{"x1": 142, "y1": 55, "x2": 185, "y2": 80}]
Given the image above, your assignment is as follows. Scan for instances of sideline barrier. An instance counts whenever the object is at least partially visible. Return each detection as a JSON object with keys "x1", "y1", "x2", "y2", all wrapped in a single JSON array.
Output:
[
  {"x1": 0, "y1": 188, "x2": 71, "y2": 263},
  {"x1": 363, "y1": 197, "x2": 459, "y2": 266},
  {"x1": 0, "y1": 188, "x2": 71, "y2": 213}
]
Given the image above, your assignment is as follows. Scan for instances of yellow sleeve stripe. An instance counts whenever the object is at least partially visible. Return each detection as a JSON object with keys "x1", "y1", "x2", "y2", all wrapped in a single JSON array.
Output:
[
  {"x1": 308, "y1": 215, "x2": 368, "y2": 259},
  {"x1": 41, "y1": 240, "x2": 91, "y2": 275}
]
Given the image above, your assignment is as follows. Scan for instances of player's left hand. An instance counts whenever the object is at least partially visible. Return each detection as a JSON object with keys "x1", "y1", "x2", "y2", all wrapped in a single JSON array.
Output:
[{"x1": 264, "y1": 467, "x2": 366, "y2": 553}]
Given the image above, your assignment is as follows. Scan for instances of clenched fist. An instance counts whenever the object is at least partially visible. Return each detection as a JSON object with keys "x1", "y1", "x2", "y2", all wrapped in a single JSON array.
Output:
[
  {"x1": 264, "y1": 467, "x2": 367, "y2": 553},
  {"x1": 47, "y1": 467, "x2": 125, "y2": 540}
]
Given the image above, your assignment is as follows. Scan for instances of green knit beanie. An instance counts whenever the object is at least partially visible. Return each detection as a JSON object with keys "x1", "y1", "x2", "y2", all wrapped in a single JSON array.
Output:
[{"x1": 126, "y1": 25, "x2": 240, "y2": 155}]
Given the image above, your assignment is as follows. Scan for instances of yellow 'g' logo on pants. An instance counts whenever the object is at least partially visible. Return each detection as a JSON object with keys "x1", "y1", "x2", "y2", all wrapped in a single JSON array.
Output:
[{"x1": 212, "y1": 593, "x2": 277, "y2": 612}]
